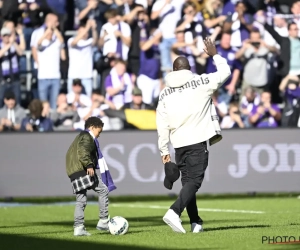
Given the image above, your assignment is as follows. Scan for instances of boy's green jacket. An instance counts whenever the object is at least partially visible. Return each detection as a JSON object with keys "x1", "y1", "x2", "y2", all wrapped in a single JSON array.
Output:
[{"x1": 66, "y1": 131, "x2": 98, "y2": 180}]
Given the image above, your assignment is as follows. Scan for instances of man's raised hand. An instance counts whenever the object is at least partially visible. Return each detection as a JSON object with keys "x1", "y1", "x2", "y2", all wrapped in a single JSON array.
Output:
[{"x1": 203, "y1": 37, "x2": 217, "y2": 57}]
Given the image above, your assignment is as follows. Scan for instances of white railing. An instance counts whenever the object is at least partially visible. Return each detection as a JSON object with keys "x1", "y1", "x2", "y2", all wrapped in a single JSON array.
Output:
[{"x1": 25, "y1": 50, "x2": 32, "y2": 91}]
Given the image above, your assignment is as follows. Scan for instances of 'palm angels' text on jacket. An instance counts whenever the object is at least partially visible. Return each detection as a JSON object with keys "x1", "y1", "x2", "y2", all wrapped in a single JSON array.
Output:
[{"x1": 156, "y1": 54, "x2": 231, "y2": 156}]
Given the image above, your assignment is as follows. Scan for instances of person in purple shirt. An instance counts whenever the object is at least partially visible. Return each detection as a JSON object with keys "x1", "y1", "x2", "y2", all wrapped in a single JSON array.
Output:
[
  {"x1": 222, "y1": 0, "x2": 237, "y2": 16},
  {"x1": 240, "y1": 86, "x2": 260, "y2": 127},
  {"x1": 206, "y1": 32, "x2": 242, "y2": 104},
  {"x1": 279, "y1": 76, "x2": 300, "y2": 127},
  {"x1": 223, "y1": 1, "x2": 254, "y2": 48},
  {"x1": 280, "y1": 76, "x2": 300, "y2": 108},
  {"x1": 249, "y1": 91, "x2": 281, "y2": 128},
  {"x1": 137, "y1": 27, "x2": 162, "y2": 105}
]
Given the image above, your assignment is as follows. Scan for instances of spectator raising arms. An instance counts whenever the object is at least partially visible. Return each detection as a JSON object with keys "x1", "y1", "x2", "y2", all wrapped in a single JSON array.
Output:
[
  {"x1": 240, "y1": 86, "x2": 260, "y2": 127},
  {"x1": 264, "y1": 21, "x2": 300, "y2": 81},
  {"x1": 105, "y1": 59, "x2": 134, "y2": 110},
  {"x1": 151, "y1": 0, "x2": 185, "y2": 75},
  {"x1": 249, "y1": 91, "x2": 281, "y2": 128},
  {"x1": 236, "y1": 29, "x2": 277, "y2": 95},
  {"x1": 99, "y1": 9, "x2": 132, "y2": 62},
  {"x1": 221, "y1": 102, "x2": 245, "y2": 129},
  {"x1": 0, "y1": 27, "x2": 24, "y2": 107},
  {"x1": 74, "y1": 89, "x2": 115, "y2": 131},
  {"x1": 51, "y1": 93, "x2": 77, "y2": 131},
  {"x1": 67, "y1": 79, "x2": 92, "y2": 110},
  {"x1": 171, "y1": 30, "x2": 201, "y2": 74},
  {"x1": 138, "y1": 29, "x2": 162, "y2": 106},
  {"x1": 176, "y1": 1, "x2": 208, "y2": 55},
  {"x1": 0, "y1": 91, "x2": 26, "y2": 132},
  {"x1": 223, "y1": 1, "x2": 254, "y2": 48},
  {"x1": 201, "y1": 0, "x2": 226, "y2": 40},
  {"x1": 36, "y1": 19, "x2": 66, "y2": 109},
  {"x1": 76, "y1": 0, "x2": 112, "y2": 33},
  {"x1": 123, "y1": 3, "x2": 148, "y2": 76},
  {"x1": 2, "y1": 21, "x2": 26, "y2": 52},
  {"x1": 30, "y1": 13, "x2": 59, "y2": 69},
  {"x1": 67, "y1": 19, "x2": 98, "y2": 97}
]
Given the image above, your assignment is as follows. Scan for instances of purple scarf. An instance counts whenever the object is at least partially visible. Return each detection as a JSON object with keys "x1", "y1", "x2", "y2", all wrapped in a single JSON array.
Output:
[
  {"x1": 86, "y1": 130, "x2": 116, "y2": 192},
  {"x1": 116, "y1": 22, "x2": 123, "y2": 59}
]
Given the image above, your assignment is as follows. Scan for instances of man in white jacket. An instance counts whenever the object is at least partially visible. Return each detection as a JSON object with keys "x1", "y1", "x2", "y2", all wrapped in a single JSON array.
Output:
[{"x1": 156, "y1": 38, "x2": 231, "y2": 234}]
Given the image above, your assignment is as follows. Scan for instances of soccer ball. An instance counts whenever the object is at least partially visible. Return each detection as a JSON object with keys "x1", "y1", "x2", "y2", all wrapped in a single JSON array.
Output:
[{"x1": 108, "y1": 216, "x2": 129, "y2": 235}]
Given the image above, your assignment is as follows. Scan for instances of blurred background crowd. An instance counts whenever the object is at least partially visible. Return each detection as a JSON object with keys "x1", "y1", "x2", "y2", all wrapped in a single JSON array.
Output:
[{"x1": 0, "y1": 0, "x2": 300, "y2": 132}]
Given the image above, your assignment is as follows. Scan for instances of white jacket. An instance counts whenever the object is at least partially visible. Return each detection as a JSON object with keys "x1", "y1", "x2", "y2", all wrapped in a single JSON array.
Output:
[{"x1": 156, "y1": 54, "x2": 231, "y2": 156}]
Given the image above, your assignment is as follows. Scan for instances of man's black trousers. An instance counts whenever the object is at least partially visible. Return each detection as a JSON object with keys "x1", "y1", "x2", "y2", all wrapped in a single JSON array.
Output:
[{"x1": 170, "y1": 142, "x2": 209, "y2": 225}]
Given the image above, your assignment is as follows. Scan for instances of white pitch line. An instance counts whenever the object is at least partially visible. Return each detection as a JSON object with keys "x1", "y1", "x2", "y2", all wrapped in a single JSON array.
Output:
[{"x1": 110, "y1": 204, "x2": 265, "y2": 214}]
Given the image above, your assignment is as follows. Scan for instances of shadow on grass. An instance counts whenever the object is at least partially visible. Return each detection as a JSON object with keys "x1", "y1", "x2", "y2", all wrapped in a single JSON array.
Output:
[
  {"x1": 17, "y1": 216, "x2": 255, "y2": 229},
  {"x1": 205, "y1": 224, "x2": 270, "y2": 232},
  {"x1": 0, "y1": 216, "x2": 256, "y2": 230},
  {"x1": 0, "y1": 233, "x2": 220, "y2": 250}
]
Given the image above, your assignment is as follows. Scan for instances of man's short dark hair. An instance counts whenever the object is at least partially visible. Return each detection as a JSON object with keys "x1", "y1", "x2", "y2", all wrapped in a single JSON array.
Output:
[
  {"x1": 183, "y1": 1, "x2": 197, "y2": 11},
  {"x1": 4, "y1": 91, "x2": 15, "y2": 100},
  {"x1": 222, "y1": 31, "x2": 232, "y2": 36},
  {"x1": 235, "y1": 0, "x2": 246, "y2": 7},
  {"x1": 288, "y1": 22, "x2": 297, "y2": 30},
  {"x1": 250, "y1": 29, "x2": 261, "y2": 37},
  {"x1": 84, "y1": 117, "x2": 104, "y2": 130},
  {"x1": 262, "y1": 90, "x2": 272, "y2": 95},
  {"x1": 114, "y1": 59, "x2": 127, "y2": 66},
  {"x1": 79, "y1": 18, "x2": 88, "y2": 28},
  {"x1": 92, "y1": 88, "x2": 102, "y2": 96},
  {"x1": 104, "y1": 9, "x2": 119, "y2": 20},
  {"x1": 73, "y1": 78, "x2": 82, "y2": 87}
]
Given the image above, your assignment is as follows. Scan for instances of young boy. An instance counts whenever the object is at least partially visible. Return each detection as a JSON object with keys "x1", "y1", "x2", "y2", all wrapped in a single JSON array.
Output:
[{"x1": 66, "y1": 116, "x2": 110, "y2": 236}]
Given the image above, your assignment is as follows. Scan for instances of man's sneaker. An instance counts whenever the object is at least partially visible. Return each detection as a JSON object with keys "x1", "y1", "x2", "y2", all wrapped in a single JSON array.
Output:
[
  {"x1": 96, "y1": 217, "x2": 109, "y2": 231},
  {"x1": 74, "y1": 225, "x2": 91, "y2": 236},
  {"x1": 163, "y1": 209, "x2": 186, "y2": 233},
  {"x1": 191, "y1": 223, "x2": 203, "y2": 233}
]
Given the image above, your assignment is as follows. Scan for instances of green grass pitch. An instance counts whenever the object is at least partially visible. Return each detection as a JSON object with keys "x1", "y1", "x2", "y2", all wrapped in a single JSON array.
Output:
[{"x1": 0, "y1": 197, "x2": 300, "y2": 250}]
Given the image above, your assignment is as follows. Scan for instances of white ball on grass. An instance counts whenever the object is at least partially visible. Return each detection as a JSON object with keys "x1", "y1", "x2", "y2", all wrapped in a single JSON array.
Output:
[{"x1": 108, "y1": 216, "x2": 129, "y2": 235}]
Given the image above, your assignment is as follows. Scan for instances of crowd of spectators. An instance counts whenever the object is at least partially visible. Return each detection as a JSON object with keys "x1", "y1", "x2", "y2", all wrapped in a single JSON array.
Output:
[{"x1": 0, "y1": 0, "x2": 300, "y2": 132}]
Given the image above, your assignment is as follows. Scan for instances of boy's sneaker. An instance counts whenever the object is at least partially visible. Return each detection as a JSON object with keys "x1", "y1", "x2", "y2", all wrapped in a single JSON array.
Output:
[
  {"x1": 191, "y1": 223, "x2": 203, "y2": 233},
  {"x1": 74, "y1": 225, "x2": 91, "y2": 236},
  {"x1": 96, "y1": 217, "x2": 109, "y2": 231},
  {"x1": 163, "y1": 209, "x2": 186, "y2": 233}
]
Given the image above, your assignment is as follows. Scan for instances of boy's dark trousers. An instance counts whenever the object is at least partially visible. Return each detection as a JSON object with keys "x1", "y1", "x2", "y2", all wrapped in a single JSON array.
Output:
[{"x1": 170, "y1": 142, "x2": 209, "y2": 225}]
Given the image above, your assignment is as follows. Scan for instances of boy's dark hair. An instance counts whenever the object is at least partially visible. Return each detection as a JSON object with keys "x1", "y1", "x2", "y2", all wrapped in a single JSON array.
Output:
[
  {"x1": 28, "y1": 99, "x2": 43, "y2": 118},
  {"x1": 84, "y1": 117, "x2": 104, "y2": 129}
]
